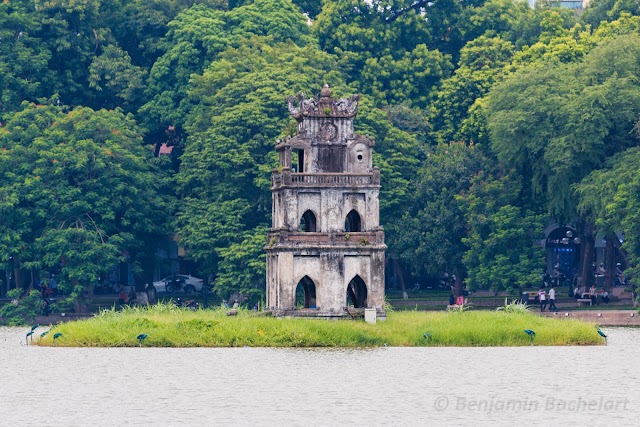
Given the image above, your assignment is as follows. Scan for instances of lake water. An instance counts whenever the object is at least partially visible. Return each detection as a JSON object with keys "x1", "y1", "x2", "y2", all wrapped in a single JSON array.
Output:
[{"x1": 0, "y1": 326, "x2": 638, "y2": 426}]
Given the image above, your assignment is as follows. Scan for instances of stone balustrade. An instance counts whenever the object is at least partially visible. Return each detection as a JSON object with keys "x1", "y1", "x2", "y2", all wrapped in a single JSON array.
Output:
[
  {"x1": 272, "y1": 169, "x2": 380, "y2": 189},
  {"x1": 266, "y1": 230, "x2": 385, "y2": 248}
]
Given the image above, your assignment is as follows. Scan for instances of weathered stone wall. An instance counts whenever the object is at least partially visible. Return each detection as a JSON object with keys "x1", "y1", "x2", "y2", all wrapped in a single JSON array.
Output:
[
  {"x1": 266, "y1": 247, "x2": 385, "y2": 313},
  {"x1": 267, "y1": 87, "x2": 385, "y2": 316},
  {"x1": 272, "y1": 187, "x2": 380, "y2": 233},
  {"x1": 346, "y1": 139, "x2": 372, "y2": 173},
  {"x1": 303, "y1": 117, "x2": 353, "y2": 152}
]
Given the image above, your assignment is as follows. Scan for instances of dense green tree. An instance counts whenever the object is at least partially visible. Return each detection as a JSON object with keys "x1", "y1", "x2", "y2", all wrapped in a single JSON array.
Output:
[
  {"x1": 0, "y1": 1, "x2": 51, "y2": 116},
  {"x1": 509, "y1": 24, "x2": 595, "y2": 69},
  {"x1": 577, "y1": 147, "x2": 640, "y2": 284},
  {"x1": 462, "y1": 169, "x2": 546, "y2": 293},
  {"x1": 105, "y1": 0, "x2": 229, "y2": 69},
  {"x1": 3, "y1": 0, "x2": 640, "y2": 303},
  {"x1": 487, "y1": 35, "x2": 640, "y2": 286},
  {"x1": 214, "y1": 225, "x2": 269, "y2": 302},
  {"x1": 489, "y1": 35, "x2": 640, "y2": 221},
  {"x1": 387, "y1": 142, "x2": 488, "y2": 295},
  {"x1": 582, "y1": 0, "x2": 640, "y2": 29},
  {"x1": 315, "y1": 0, "x2": 432, "y2": 62},
  {"x1": 31, "y1": 0, "x2": 108, "y2": 106},
  {"x1": 175, "y1": 40, "x2": 344, "y2": 298},
  {"x1": 314, "y1": 0, "x2": 454, "y2": 107},
  {"x1": 353, "y1": 98, "x2": 426, "y2": 220},
  {"x1": 292, "y1": 0, "x2": 322, "y2": 19},
  {"x1": 592, "y1": 12, "x2": 640, "y2": 39},
  {"x1": 457, "y1": 97, "x2": 491, "y2": 146},
  {"x1": 384, "y1": 103, "x2": 430, "y2": 143},
  {"x1": 0, "y1": 103, "x2": 59, "y2": 290},
  {"x1": 1, "y1": 1, "x2": 232, "y2": 116},
  {"x1": 459, "y1": 0, "x2": 532, "y2": 44},
  {"x1": 0, "y1": 103, "x2": 170, "y2": 301},
  {"x1": 359, "y1": 44, "x2": 452, "y2": 108},
  {"x1": 88, "y1": 44, "x2": 148, "y2": 110},
  {"x1": 177, "y1": 35, "x2": 425, "y2": 298},
  {"x1": 141, "y1": 0, "x2": 311, "y2": 134},
  {"x1": 430, "y1": 36, "x2": 514, "y2": 144}
]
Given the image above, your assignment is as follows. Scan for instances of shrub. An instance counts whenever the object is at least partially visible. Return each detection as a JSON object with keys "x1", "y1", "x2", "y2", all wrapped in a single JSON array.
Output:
[
  {"x1": 496, "y1": 298, "x2": 531, "y2": 313},
  {"x1": 0, "y1": 289, "x2": 43, "y2": 325}
]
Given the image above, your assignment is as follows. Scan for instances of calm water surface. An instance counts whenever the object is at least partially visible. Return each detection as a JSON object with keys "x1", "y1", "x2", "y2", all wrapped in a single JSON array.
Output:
[{"x1": 0, "y1": 326, "x2": 639, "y2": 426}]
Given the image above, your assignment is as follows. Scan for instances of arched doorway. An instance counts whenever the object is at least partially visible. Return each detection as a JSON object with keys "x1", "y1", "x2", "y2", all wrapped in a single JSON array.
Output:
[
  {"x1": 295, "y1": 276, "x2": 317, "y2": 308},
  {"x1": 345, "y1": 209, "x2": 361, "y2": 232},
  {"x1": 300, "y1": 210, "x2": 317, "y2": 232},
  {"x1": 546, "y1": 226, "x2": 580, "y2": 279},
  {"x1": 346, "y1": 275, "x2": 367, "y2": 308}
]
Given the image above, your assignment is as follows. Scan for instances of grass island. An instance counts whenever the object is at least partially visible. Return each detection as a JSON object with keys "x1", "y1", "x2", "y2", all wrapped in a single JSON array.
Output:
[{"x1": 33, "y1": 304, "x2": 604, "y2": 347}]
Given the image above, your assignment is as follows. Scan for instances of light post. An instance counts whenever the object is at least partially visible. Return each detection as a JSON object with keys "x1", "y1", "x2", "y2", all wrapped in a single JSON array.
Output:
[{"x1": 560, "y1": 230, "x2": 580, "y2": 246}]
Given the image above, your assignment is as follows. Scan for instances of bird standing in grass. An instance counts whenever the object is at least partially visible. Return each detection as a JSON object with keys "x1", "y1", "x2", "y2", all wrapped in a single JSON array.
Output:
[
  {"x1": 524, "y1": 329, "x2": 535, "y2": 345},
  {"x1": 137, "y1": 334, "x2": 148, "y2": 347}
]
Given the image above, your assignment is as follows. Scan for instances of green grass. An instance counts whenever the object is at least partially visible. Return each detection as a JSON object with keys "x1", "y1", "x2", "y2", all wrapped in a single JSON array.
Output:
[{"x1": 33, "y1": 304, "x2": 604, "y2": 348}]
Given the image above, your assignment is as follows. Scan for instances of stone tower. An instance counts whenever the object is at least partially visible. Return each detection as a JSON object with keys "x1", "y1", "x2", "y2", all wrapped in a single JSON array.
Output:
[{"x1": 265, "y1": 84, "x2": 386, "y2": 318}]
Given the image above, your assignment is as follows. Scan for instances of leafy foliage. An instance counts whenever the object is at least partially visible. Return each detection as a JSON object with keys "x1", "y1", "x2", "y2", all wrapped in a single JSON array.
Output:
[
  {"x1": 495, "y1": 297, "x2": 531, "y2": 313},
  {"x1": 2, "y1": 0, "x2": 640, "y2": 303},
  {"x1": 0, "y1": 1, "x2": 51, "y2": 115},
  {"x1": 387, "y1": 142, "x2": 487, "y2": 280},
  {"x1": 430, "y1": 36, "x2": 515, "y2": 144},
  {"x1": 577, "y1": 147, "x2": 640, "y2": 280},
  {"x1": 0, "y1": 103, "x2": 170, "y2": 293},
  {"x1": 0, "y1": 290, "x2": 42, "y2": 325},
  {"x1": 488, "y1": 35, "x2": 640, "y2": 223},
  {"x1": 314, "y1": 0, "x2": 454, "y2": 107},
  {"x1": 175, "y1": 40, "x2": 344, "y2": 297},
  {"x1": 140, "y1": 0, "x2": 312, "y2": 131}
]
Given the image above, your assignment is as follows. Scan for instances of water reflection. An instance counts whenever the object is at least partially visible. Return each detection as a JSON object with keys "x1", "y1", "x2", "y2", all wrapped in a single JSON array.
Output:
[{"x1": 1, "y1": 327, "x2": 639, "y2": 426}]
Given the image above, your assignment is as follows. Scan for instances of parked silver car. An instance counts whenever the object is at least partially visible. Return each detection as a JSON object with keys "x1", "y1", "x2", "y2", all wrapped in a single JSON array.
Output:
[{"x1": 146, "y1": 275, "x2": 204, "y2": 295}]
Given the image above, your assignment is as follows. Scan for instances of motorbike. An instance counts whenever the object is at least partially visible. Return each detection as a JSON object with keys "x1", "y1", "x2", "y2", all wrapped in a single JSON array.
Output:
[
  {"x1": 174, "y1": 298, "x2": 199, "y2": 310},
  {"x1": 165, "y1": 277, "x2": 184, "y2": 293}
]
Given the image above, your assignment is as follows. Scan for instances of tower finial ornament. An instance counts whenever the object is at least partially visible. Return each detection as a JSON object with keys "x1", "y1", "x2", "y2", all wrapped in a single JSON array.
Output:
[{"x1": 321, "y1": 83, "x2": 331, "y2": 98}]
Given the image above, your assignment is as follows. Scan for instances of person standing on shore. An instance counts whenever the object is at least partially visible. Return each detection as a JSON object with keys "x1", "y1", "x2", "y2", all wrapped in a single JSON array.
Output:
[
  {"x1": 538, "y1": 288, "x2": 547, "y2": 312},
  {"x1": 548, "y1": 286, "x2": 557, "y2": 311}
]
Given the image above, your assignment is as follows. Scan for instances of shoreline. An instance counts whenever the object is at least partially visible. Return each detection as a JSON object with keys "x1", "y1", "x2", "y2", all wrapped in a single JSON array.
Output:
[{"x1": 536, "y1": 309, "x2": 640, "y2": 326}]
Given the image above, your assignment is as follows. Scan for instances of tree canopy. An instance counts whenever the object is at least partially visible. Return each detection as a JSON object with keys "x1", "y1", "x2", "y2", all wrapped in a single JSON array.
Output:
[
  {"x1": 0, "y1": 102, "x2": 170, "y2": 296},
  {"x1": 2, "y1": 0, "x2": 640, "y2": 303}
]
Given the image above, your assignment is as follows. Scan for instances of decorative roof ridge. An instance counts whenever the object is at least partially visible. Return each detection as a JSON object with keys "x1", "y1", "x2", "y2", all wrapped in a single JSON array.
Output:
[{"x1": 287, "y1": 85, "x2": 359, "y2": 119}]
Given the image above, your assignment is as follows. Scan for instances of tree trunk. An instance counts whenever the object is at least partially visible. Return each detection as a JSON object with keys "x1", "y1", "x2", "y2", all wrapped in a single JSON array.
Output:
[
  {"x1": 28, "y1": 269, "x2": 34, "y2": 291},
  {"x1": 12, "y1": 257, "x2": 21, "y2": 291},
  {"x1": 578, "y1": 223, "x2": 595, "y2": 290},
  {"x1": 393, "y1": 259, "x2": 408, "y2": 299},
  {"x1": 72, "y1": 278, "x2": 88, "y2": 313},
  {"x1": 604, "y1": 233, "x2": 616, "y2": 291}
]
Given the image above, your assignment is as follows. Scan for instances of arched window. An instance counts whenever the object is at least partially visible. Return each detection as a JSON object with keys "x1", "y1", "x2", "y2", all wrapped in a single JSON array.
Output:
[
  {"x1": 295, "y1": 276, "x2": 317, "y2": 308},
  {"x1": 344, "y1": 209, "x2": 361, "y2": 232},
  {"x1": 346, "y1": 275, "x2": 368, "y2": 308},
  {"x1": 300, "y1": 210, "x2": 317, "y2": 232}
]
